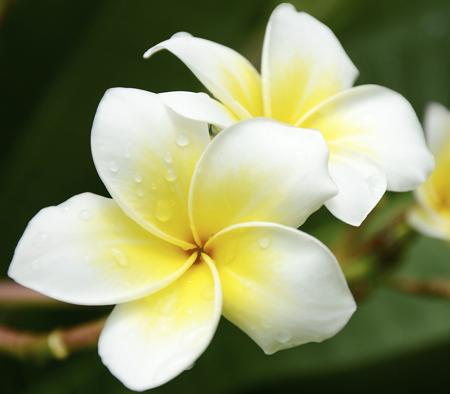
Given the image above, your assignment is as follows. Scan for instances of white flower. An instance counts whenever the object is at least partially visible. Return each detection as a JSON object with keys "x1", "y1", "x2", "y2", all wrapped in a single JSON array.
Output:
[
  {"x1": 9, "y1": 88, "x2": 355, "y2": 391},
  {"x1": 144, "y1": 3, "x2": 434, "y2": 226},
  {"x1": 409, "y1": 103, "x2": 450, "y2": 240}
]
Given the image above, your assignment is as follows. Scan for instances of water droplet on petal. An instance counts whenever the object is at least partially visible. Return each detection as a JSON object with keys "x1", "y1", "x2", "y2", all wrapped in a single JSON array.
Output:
[
  {"x1": 185, "y1": 363, "x2": 195, "y2": 371},
  {"x1": 180, "y1": 327, "x2": 207, "y2": 350},
  {"x1": 176, "y1": 133, "x2": 190, "y2": 147},
  {"x1": 108, "y1": 161, "x2": 119, "y2": 174},
  {"x1": 78, "y1": 209, "x2": 92, "y2": 221},
  {"x1": 258, "y1": 237, "x2": 271, "y2": 250},
  {"x1": 155, "y1": 200, "x2": 172, "y2": 222},
  {"x1": 136, "y1": 189, "x2": 145, "y2": 198},
  {"x1": 164, "y1": 151, "x2": 173, "y2": 164},
  {"x1": 275, "y1": 329, "x2": 291, "y2": 344},
  {"x1": 165, "y1": 169, "x2": 177, "y2": 182},
  {"x1": 151, "y1": 182, "x2": 158, "y2": 191},
  {"x1": 133, "y1": 173, "x2": 143, "y2": 183},
  {"x1": 111, "y1": 248, "x2": 128, "y2": 267}
]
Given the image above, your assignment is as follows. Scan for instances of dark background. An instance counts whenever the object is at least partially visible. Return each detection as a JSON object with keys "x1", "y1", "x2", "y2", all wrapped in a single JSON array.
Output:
[{"x1": 1, "y1": 0, "x2": 450, "y2": 393}]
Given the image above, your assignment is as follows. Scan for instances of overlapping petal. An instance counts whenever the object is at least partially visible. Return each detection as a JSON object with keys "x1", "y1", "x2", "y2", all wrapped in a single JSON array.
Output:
[
  {"x1": 159, "y1": 91, "x2": 236, "y2": 129},
  {"x1": 8, "y1": 193, "x2": 195, "y2": 305},
  {"x1": 91, "y1": 88, "x2": 210, "y2": 249},
  {"x1": 261, "y1": 3, "x2": 358, "y2": 124},
  {"x1": 299, "y1": 85, "x2": 434, "y2": 193},
  {"x1": 188, "y1": 118, "x2": 337, "y2": 244},
  {"x1": 144, "y1": 33, "x2": 262, "y2": 119},
  {"x1": 99, "y1": 256, "x2": 222, "y2": 391},
  {"x1": 205, "y1": 222, "x2": 355, "y2": 354}
]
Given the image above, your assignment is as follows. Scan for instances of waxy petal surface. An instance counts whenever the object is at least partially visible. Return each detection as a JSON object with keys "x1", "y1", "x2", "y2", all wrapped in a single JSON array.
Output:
[
  {"x1": 189, "y1": 118, "x2": 337, "y2": 244},
  {"x1": 99, "y1": 256, "x2": 222, "y2": 391},
  {"x1": 9, "y1": 193, "x2": 194, "y2": 305},
  {"x1": 205, "y1": 222, "x2": 356, "y2": 354},
  {"x1": 92, "y1": 88, "x2": 210, "y2": 249},
  {"x1": 300, "y1": 85, "x2": 434, "y2": 192},
  {"x1": 262, "y1": 3, "x2": 358, "y2": 123}
]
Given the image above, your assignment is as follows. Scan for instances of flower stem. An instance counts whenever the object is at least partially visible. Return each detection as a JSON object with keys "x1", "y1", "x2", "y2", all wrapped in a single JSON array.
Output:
[{"x1": 0, "y1": 318, "x2": 105, "y2": 361}]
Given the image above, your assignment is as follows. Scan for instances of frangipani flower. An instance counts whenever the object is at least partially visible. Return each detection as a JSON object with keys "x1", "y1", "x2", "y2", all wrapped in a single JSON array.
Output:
[
  {"x1": 409, "y1": 103, "x2": 450, "y2": 240},
  {"x1": 9, "y1": 88, "x2": 356, "y2": 391},
  {"x1": 144, "y1": 3, "x2": 434, "y2": 226}
]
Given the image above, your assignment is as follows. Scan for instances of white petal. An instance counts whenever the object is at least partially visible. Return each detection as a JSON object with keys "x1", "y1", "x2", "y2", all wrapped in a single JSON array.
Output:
[
  {"x1": 325, "y1": 151, "x2": 387, "y2": 226},
  {"x1": 261, "y1": 3, "x2": 358, "y2": 123},
  {"x1": 99, "y1": 256, "x2": 222, "y2": 391},
  {"x1": 91, "y1": 88, "x2": 210, "y2": 249},
  {"x1": 159, "y1": 91, "x2": 236, "y2": 129},
  {"x1": 408, "y1": 206, "x2": 450, "y2": 241},
  {"x1": 300, "y1": 85, "x2": 434, "y2": 192},
  {"x1": 8, "y1": 193, "x2": 195, "y2": 305},
  {"x1": 144, "y1": 33, "x2": 262, "y2": 119},
  {"x1": 188, "y1": 118, "x2": 337, "y2": 244},
  {"x1": 424, "y1": 102, "x2": 450, "y2": 155},
  {"x1": 205, "y1": 222, "x2": 356, "y2": 354}
]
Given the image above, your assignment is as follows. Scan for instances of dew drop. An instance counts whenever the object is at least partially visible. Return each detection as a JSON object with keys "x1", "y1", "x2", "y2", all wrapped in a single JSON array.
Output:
[
  {"x1": 163, "y1": 151, "x2": 173, "y2": 164},
  {"x1": 275, "y1": 329, "x2": 292, "y2": 344},
  {"x1": 133, "y1": 173, "x2": 143, "y2": 183},
  {"x1": 176, "y1": 133, "x2": 190, "y2": 147},
  {"x1": 185, "y1": 363, "x2": 195, "y2": 371},
  {"x1": 258, "y1": 237, "x2": 271, "y2": 250},
  {"x1": 165, "y1": 169, "x2": 177, "y2": 182},
  {"x1": 154, "y1": 200, "x2": 172, "y2": 222},
  {"x1": 111, "y1": 248, "x2": 128, "y2": 267},
  {"x1": 108, "y1": 161, "x2": 119, "y2": 174},
  {"x1": 136, "y1": 188, "x2": 145, "y2": 198},
  {"x1": 151, "y1": 182, "x2": 158, "y2": 191},
  {"x1": 78, "y1": 209, "x2": 92, "y2": 221}
]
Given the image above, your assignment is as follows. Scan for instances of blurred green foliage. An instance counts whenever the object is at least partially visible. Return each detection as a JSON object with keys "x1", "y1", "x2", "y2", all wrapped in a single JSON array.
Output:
[{"x1": 1, "y1": 0, "x2": 449, "y2": 393}]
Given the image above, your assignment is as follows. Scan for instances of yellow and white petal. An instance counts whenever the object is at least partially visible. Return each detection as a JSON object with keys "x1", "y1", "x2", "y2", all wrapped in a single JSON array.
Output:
[
  {"x1": 92, "y1": 88, "x2": 210, "y2": 249},
  {"x1": 408, "y1": 206, "x2": 450, "y2": 241},
  {"x1": 261, "y1": 3, "x2": 358, "y2": 124},
  {"x1": 144, "y1": 33, "x2": 262, "y2": 119},
  {"x1": 424, "y1": 102, "x2": 450, "y2": 155},
  {"x1": 325, "y1": 151, "x2": 387, "y2": 226},
  {"x1": 205, "y1": 222, "x2": 356, "y2": 355},
  {"x1": 300, "y1": 85, "x2": 434, "y2": 192},
  {"x1": 189, "y1": 118, "x2": 337, "y2": 244},
  {"x1": 159, "y1": 91, "x2": 236, "y2": 129},
  {"x1": 99, "y1": 256, "x2": 222, "y2": 391},
  {"x1": 8, "y1": 193, "x2": 195, "y2": 305}
]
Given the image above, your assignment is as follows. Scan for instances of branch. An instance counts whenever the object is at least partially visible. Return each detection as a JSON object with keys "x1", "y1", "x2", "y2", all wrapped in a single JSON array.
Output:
[
  {"x1": 0, "y1": 318, "x2": 105, "y2": 361},
  {"x1": 0, "y1": 280, "x2": 69, "y2": 308},
  {"x1": 390, "y1": 277, "x2": 450, "y2": 299}
]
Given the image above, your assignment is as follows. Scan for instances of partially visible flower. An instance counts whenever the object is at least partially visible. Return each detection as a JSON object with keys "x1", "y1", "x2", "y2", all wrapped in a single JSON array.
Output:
[
  {"x1": 409, "y1": 103, "x2": 450, "y2": 240},
  {"x1": 144, "y1": 2, "x2": 433, "y2": 226},
  {"x1": 9, "y1": 89, "x2": 355, "y2": 391}
]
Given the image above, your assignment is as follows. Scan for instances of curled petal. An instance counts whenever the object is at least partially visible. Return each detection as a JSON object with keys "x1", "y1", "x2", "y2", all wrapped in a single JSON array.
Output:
[{"x1": 144, "y1": 33, "x2": 262, "y2": 119}]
